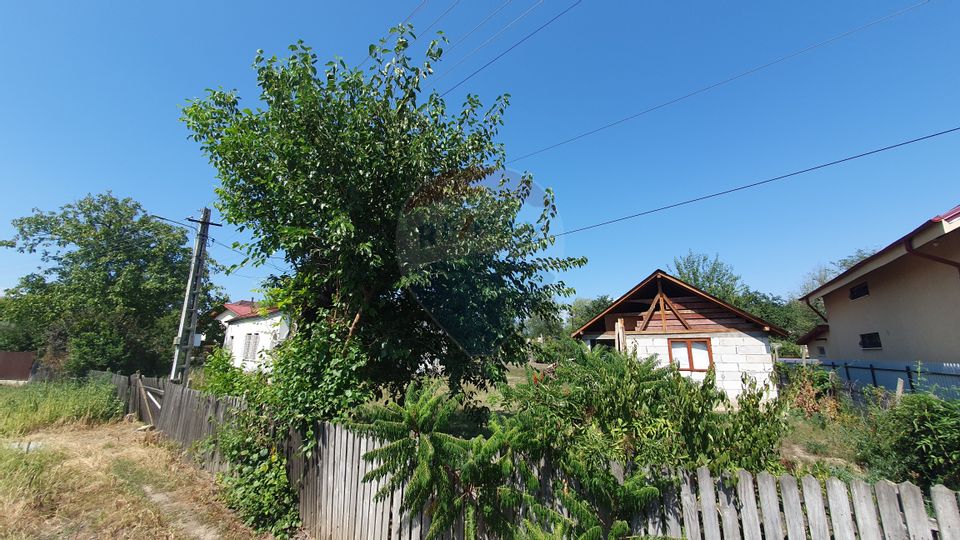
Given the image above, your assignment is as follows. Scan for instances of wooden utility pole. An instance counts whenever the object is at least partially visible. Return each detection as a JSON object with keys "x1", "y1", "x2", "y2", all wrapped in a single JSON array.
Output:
[{"x1": 169, "y1": 207, "x2": 220, "y2": 383}]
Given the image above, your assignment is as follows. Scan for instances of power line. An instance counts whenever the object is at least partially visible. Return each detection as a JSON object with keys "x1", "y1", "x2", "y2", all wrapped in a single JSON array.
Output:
[
  {"x1": 508, "y1": 0, "x2": 930, "y2": 163},
  {"x1": 444, "y1": 0, "x2": 514, "y2": 53},
  {"x1": 432, "y1": 0, "x2": 541, "y2": 83},
  {"x1": 422, "y1": 0, "x2": 460, "y2": 35},
  {"x1": 152, "y1": 214, "x2": 286, "y2": 271},
  {"x1": 404, "y1": 0, "x2": 429, "y2": 23},
  {"x1": 359, "y1": 1, "x2": 431, "y2": 68},
  {"x1": 440, "y1": 0, "x2": 581, "y2": 97},
  {"x1": 557, "y1": 125, "x2": 960, "y2": 237}
]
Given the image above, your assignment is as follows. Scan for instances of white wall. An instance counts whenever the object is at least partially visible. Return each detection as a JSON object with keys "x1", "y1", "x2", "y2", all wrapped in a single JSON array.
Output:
[
  {"x1": 222, "y1": 312, "x2": 290, "y2": 371},
  {"x1": 624, "y1": 331, "x2": 777, "y2": 400}
]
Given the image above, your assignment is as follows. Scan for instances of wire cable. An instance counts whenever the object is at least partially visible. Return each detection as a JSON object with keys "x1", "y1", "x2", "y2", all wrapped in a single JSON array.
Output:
[
  {"x1": 440, "y1": 0, "x2": 582, "y2": 96},
  {"x1": 508, "y1": 0, "x2": 930, "y2": 163},
  {"x1": 422, "y1": 0, "x2": 461, "y2": 35},
  {"x1": 432, "y1": 0, "x2": 541, "y2": 83},
  {"x1": 445, "y1": 0, "x2": 514, "y2": 54},
  {"x1": 557, "y1": 125, "x2": 960, "y2": 236},
  {"x1": 359, "y1": 1, "x2": 431, "y2": 68}
]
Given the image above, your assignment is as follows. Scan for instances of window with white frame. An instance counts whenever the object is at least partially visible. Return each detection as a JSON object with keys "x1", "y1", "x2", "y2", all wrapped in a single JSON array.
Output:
[{"x1": 242, "y1": 333, "x2": 260, "y2": 361}]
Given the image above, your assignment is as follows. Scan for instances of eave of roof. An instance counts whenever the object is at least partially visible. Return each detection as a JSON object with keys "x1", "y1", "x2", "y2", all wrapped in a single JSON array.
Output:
[
  {"x1": 570, "y1": 269, "x2": 789, "y2": 338},
  {"x1": 801, "y1": 203, "x2": 960, "y2": 301},
  {"x1": 796, "y1": 324, "x2": 829, "y2": 345}
]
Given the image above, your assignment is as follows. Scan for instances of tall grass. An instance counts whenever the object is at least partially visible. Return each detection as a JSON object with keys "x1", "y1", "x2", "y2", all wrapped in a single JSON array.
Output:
[
  {"x1": 0, "y1": 446, "x2": 68, "y2": 511},
  {"x1": 0, "y1": 379, "x2": 124, "y2": 436}
]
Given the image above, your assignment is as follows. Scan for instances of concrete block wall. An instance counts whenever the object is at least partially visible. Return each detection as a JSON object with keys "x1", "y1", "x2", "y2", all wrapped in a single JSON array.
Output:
[{"x1": 625, "y1": 331, "x2": 777, "y2": 400}]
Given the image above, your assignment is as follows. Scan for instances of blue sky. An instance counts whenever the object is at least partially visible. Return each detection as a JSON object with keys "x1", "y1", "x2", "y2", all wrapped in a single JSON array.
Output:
[{"x1": 1, "y1": 0, "x2": 958, "y2": 303}]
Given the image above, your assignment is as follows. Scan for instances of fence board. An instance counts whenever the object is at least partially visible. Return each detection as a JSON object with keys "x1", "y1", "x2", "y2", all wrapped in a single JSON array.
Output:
[
  {"x1": 663, "y1": 482, "x2": 683, "y2": 538},
  {"x1": 931, "y1": 485, "x2": 960, "y2": 540},
  {"x1": 696, "y1": 467, "x2": 721, "y2": 540},
  {"x1": 778, "y1": 474, "x2": 806, "y2": 540},
  {"x1": 757, "y1": 471, "x2": 784, "y2": 540},
  {"x1": 850, "y1": 479, "x2": 883, "y2": 540},
  {"x1": 900, "y1": 481, "x2": 933, "y2": 540},
  {"x1": 737, "y1": 469, "x2": 763, "y2": 540},
  {"x1": 801, "y1": 475, "x2": 830, "y2": 540},
  {"x1": 875, "y1": 480, "x2": 908, "y2": 540},
  {"x1": 826, "y1": 478, "x2": 855, "y2": 540},
  {"x1": 717, "y1": 477, "x2": 740, "y2": 540},
  {"x1": 679, "y1": 471, "x2": 701, "y2": 540}
]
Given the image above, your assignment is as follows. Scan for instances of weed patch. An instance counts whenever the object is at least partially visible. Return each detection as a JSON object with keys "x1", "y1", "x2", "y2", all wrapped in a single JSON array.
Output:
[{"x1": 0, "y1": 379, "x2": 123, "y2": 436}]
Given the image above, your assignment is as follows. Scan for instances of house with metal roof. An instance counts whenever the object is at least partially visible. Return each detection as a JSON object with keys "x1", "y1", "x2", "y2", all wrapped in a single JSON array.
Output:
[
  {"x1": 215, "y1": 300, "x2": 289, "y2": 371},
  {"x1": 798, "y1": 203, "x2": 960, "y2": 386}
]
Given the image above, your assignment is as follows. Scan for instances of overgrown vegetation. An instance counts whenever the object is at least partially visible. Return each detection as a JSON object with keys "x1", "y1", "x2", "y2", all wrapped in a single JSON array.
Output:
[
  {"x1": 182, "y1": 25, "x2": 585, "y2": 399},
  {"x1": 354, "y1": 346, "x2": 788, "y2": 539},
  {"x1": 775, "y1": 362, "x2": 960, "y2": 490},
  {"x1": 196, "y1": 347, "x2": 301, "y2": 537},
  {"x1": 857, "y1": 391, "x2": 960, "y2": 489},
  {"x1": 0, "y1": 379, "x2": 123, "y2": 436}
]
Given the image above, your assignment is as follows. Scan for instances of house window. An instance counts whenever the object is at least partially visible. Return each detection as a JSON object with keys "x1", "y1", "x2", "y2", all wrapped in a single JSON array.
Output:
[
  {"x1": 816, "y1": 346, "x2": 826, "y2": 357},
  {"x1": 859, "y1": 332, "x2": 882, "y2": 350},
  {"x1": 849, "y1": 282, "x2": 869, "y2": 300},
  {"x1": 668, "y1": 338, "x2": 713, "y2": 371},
  {"x1": 242, "y1": 333, "x2": 261, "y2": 361}
]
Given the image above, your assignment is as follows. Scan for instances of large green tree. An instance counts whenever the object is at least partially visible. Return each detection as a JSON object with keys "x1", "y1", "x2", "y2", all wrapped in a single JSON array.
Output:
[
  {"x1": 669, "y1": 251, "x2": 820, "y2": 354},
  {"x1": 565, "y1": 294, "x2": 614, "y2": 334},
  {"x1": 182, "y1": 28, "x2": 584, "y2": 396},
  {"x1": 1, "y1": 193, "x2": 223, "y2": 374}
]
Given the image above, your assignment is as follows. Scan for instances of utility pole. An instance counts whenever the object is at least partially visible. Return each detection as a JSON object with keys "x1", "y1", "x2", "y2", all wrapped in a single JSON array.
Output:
[{"x1": 169, "y1": 207, "x2": 221, "y2": 383}]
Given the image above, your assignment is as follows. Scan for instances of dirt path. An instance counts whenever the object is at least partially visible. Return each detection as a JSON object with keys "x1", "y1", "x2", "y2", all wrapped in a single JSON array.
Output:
[{"x1": 1, "y1": 421, "x2": 261, "y2": 539}]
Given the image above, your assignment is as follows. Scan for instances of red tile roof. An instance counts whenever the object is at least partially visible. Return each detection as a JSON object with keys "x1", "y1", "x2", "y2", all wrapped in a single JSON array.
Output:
[{"x1": 223, "y1": 300, "x2": 278, "y2": 321}]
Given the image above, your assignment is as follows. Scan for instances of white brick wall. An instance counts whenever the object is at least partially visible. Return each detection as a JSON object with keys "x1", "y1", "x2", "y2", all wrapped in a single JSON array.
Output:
[{"x1": 624, "y1": 331, "x2": 777, "y2": 400}]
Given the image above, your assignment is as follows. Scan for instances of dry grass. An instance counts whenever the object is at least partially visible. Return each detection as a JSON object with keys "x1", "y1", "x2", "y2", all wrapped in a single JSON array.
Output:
[{"x1": 0, "y1": 421, "x2": 261, "y2": 539}]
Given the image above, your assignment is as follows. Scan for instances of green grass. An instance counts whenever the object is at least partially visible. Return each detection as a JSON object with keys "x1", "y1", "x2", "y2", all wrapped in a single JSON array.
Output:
[{"x1": 0, "y1": 379, "x2": 124, "y2": 436}]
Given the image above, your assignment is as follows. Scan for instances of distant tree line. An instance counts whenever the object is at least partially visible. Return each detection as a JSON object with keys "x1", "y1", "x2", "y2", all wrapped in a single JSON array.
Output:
[
  {"x1": 527, "y1": 249, "x2": 873, "y2": 358},
  {"x1": 0, "y1": 193, "x2": 224, "y2": 375}
]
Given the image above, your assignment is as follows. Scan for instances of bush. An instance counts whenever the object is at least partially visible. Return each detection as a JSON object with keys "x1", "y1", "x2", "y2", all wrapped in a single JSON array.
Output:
[
  {"x1": 775, "y1": 362, "x2": 844, "y2": 419},
  {"x1": 857, "y1": 392, "x2": 960, "y2": 489},
  {"x1": 194, "y1": 347, "x2": 263, "y2": 398},
  {"x1": 355, "y1": 345, "x2": 789, "y2": 538},
  {"x1": 0, "y1": 379, "x2": 124, "y2": 436}
]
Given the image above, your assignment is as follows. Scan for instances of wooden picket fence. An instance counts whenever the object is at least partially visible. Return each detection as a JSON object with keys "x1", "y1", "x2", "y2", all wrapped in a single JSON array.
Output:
[{"x1": 98, "y1": 371, "x2": 960, "y2": 539}]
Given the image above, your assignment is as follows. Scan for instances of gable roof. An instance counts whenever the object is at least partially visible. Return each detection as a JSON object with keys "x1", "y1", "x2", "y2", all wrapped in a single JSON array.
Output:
[
  {"x1": 218, "y1": 300, "x2": 279, "y2": 322},
  {"x1": 801, "y1": 203, "x2": 960, "y2": 301},
  {"x1": 796, "y1": 324, "x2": 829, "y2": 345},
  {"x1": 571, "y1": 269, "x2": 788, "y2": 338}
]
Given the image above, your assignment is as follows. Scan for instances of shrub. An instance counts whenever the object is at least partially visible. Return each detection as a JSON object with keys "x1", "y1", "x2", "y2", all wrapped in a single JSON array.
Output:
[
  {"x1": 775, "y1": 362, "x2": 844, "y2": 419},
  {"x1": 355, "y1": 345, "x2": 789, "y2": 538},
  {"x1": 857, "y1": 392, "x2": 960, "y2": 489},
  {"x1": 194, "y1": 347, "x2": 263, "y2": 398},
  {"x1": 0, "y1": 379, "x2": 124, "y2": 436}
]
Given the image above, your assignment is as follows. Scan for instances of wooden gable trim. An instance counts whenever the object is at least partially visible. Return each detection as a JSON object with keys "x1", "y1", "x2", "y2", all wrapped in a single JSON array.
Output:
[
  {"x1": 570, "y1": 269, "x2": 789, "y2": 338},
  {"x1": 661, "y1": 292, "x2": 691, "y2": 330}
]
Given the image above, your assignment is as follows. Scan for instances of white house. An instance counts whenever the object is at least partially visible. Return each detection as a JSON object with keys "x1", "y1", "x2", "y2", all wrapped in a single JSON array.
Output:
[
  {"x1": 215, "y1": 300, "x2": 290, "y2": 371},
  {"x1": 571, "y1": 269, "x2": 787, "y2": 399}
]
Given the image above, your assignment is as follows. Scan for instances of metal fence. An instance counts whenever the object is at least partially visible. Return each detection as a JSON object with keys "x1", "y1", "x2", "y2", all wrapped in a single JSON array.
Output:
[{"x1": 780, "y1": 358, "x2": 960, "y2": 400}]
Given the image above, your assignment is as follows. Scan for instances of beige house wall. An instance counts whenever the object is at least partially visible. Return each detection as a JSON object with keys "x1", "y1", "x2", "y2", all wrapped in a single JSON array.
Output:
[
  {"x1": 821, "y1": 230, "x2": 960, "y2": 364},
  {"x1": 624, "y1": 331, "x2": 777, "y2": 400}
]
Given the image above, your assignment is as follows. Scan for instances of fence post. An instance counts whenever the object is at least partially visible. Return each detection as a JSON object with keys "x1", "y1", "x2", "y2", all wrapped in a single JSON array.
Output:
[
  {"x1": 905, "y1": 365, "x2": 915, "y2": 391},
  {"x1": 843, "y1": 363, "x2": 852, "y2": 381},
  {"x1": 869, "y1": 364, "x2": 878, "y2": 387}
]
